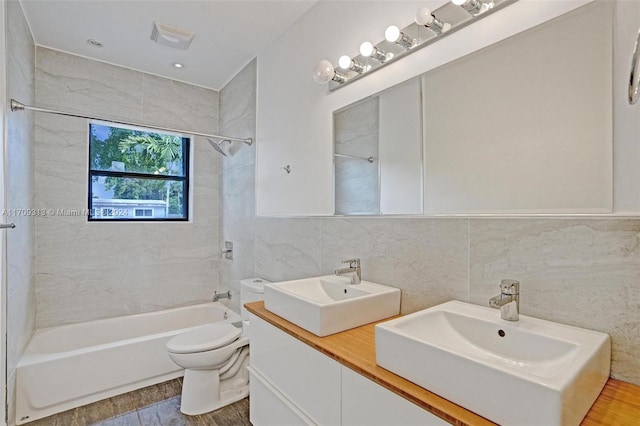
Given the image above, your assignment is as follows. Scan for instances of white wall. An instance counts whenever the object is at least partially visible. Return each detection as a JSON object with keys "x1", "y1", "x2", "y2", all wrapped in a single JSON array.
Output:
[
  {"x1": 4, "y1": 0, "x2": 36, "y2": 422},
  {"x1": 256, "y1": 0, "x2": 596, "y2": 215},
  {"x1": 34, "y1": 48, "x2": 222, "y2": 327}
]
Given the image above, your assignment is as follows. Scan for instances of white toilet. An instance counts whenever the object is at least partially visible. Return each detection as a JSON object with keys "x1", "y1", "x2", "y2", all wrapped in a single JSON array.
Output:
[{"x1": 166, "y1": 278, "x2": 268, "y2": 415}]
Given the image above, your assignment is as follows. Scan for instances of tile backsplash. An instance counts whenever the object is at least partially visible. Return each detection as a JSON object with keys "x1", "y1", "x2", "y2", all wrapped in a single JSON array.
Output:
[{"x1": 248, "y1": 216, "x2": 640, "y2": 385}]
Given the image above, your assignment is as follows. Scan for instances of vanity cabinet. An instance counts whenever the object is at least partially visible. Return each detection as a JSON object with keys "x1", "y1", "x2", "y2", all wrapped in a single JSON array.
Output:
[
  {"x1": 250, "y1": 312, "x2": 341, "y2": 425},
  {"x1": 342, "y1": 367, "x2": 447, "y2": 426},
  {"x1": 249, "y1": 313, "x2": 446, "y2": 426}
]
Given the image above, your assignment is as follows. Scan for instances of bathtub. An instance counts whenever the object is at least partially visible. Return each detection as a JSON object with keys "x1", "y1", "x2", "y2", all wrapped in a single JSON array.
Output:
[{"x1": 15, "y1": 302, "x2": 240, "y2": 425}]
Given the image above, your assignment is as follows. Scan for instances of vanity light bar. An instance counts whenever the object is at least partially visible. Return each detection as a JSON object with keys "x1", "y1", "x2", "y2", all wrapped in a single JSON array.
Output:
[{"x1": 313, "y1": 0, "x2": 517, "y2": 91}]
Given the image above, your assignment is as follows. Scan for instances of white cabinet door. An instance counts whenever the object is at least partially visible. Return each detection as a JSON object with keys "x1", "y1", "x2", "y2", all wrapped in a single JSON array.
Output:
[
  {"x1": 341, "y1": 367, "x2": 448, "y2": 426},
  {"x1": 250, "y1": 313, "x2": 449, "y2": 426},
  {"x1": 249, "y1": 368, "x2": 315, "y2": 426},
  {"x1": 250, "y1": 314, "x2": 341, "y2": 425}
]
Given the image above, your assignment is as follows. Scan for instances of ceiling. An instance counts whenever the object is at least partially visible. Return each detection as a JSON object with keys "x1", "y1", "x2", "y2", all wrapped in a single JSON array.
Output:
[{"x1": 20, "y1": 0, "x2": 318, "y2": 90}]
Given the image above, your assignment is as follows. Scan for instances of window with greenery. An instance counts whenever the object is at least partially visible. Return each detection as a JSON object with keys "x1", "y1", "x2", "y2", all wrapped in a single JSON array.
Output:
[{"x1": 89, "y1": 122, "x2": 190, "y2": 221}]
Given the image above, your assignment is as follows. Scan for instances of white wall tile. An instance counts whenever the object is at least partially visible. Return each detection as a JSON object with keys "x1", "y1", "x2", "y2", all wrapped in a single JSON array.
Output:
[
  {"x1": 321, "y1": 217, "x2": 469, "y2": 314},
  {"x1": 254, "y1": 218, "x2": 322, "y2": 282},
  {"x1": 36, "y1": 265, "x2": 143, "y2": 326},
  {"x1": 222, "y1": 164, "x2": 255, "y2": 219},
  {"x1": 7, "y1": 276, "x2": 35, "y2": 374},
  {"x1": 34, "y1": 48, "x2": 221, "y2": 327},
  {"x1": 469, "y1": 219, "x2": 640, "y2": 384},
  {"x1": 5, "y1": 0, "x2": 36, "y2": 420},
  {"x1": 219, "y1": 60, "x2": 259, "y2": 312},
  {"x1": 219, "y1": 59, "x2": 257, "y2": 171},
  {"x1": 142, "y1": 74, "x2": 219, "y2": 133},
  {"x1": 36, "y1": 48, "x2": 144, "y2": 121},
  {"x1": 221, "y1": 217, "x2": 256, "y2": 310}
]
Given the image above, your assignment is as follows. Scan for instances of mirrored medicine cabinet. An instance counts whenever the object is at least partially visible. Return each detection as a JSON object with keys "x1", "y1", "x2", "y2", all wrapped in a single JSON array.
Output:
[{"x1": 333, "y1": 1, "x2": 612, "y2": 216}]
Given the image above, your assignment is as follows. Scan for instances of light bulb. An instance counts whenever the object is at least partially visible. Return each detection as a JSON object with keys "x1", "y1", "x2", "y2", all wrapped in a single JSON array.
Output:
[
  {"x1": 338, "y1": 55, "x2": 353, "y2": 70},
  {"x1": 385, "y1": 25, "x2": 414, "y2": 49},
  {"x1": 451, "y1": 0, "x2": 485, "y2": 16},
  {"x1": 338, "y1": 56, "x2": 367, "y2": 74},
  {"x1": 415, "y1": 7, "x2": 448, "y2": 35},
  {"x1": 360, "y1": 42, "x2": 374, "y2": 57},
  {"x1": 415, "y1": 7, "x2": 434, "y2": 26},
  {"x1": 385, "y1": 25, "x2": 401, "y2": 43},
  {"x1": 312, "y1": 59, "x2": 335, "y2": 84},
  {"x1": 360, "y1": 42, "x2": 388, "y2": 63}
]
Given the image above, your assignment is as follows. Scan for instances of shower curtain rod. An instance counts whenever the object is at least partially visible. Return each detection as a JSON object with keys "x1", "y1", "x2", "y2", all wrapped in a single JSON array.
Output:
[
  {"x1": 9, "y1": 99, "x2": 253, "y2": 145},
  {"x1": 334, "y1": 153, "x2": 375, "y2": 163}
]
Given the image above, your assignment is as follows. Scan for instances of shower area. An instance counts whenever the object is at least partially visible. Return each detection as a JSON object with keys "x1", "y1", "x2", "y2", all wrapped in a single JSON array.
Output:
[{"x1": 1, "y1": 1, "x2": 259, "y2": 423}]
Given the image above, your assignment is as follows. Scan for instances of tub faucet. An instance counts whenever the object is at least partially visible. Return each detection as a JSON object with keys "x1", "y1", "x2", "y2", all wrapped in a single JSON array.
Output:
[
  {"x1": 213, "y1": 291, "x2": 232, "y2": 302},
  {"x1": 489, "y1": 279, "x2": 520, "y2": 321},
  {"x1": 335, "y1": 258, "x2": 361, "y2": 284}
]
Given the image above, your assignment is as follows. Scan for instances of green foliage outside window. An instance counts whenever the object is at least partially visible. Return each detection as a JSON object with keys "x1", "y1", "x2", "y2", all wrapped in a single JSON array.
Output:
[{"x1": 89, "y1": 124, "x2": 188, "y2": 218}]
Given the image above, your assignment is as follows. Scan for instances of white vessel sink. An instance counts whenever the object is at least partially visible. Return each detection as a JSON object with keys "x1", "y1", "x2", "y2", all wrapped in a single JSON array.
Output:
[
  {"x1": 264, "y1": 275, "x2": 400, "y2": 337},
  {"x1": 375, "y1": 301, "x2": 610, "y2": 426}
]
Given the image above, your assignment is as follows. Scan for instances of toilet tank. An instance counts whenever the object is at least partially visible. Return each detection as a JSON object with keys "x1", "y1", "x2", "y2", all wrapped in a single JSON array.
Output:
[{"x1": 240, "y1": 278, "x2": 269, "y2": 321}]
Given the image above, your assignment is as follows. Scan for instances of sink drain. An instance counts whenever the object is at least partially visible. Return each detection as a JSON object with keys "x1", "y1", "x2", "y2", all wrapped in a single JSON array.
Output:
[{"x1": 498, "y1": 329, "x2": 506, "y2": 337}]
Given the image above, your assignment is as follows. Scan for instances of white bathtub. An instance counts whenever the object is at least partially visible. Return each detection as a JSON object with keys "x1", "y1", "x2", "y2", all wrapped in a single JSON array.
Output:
[{"x1": 15, "y1": 302, "x2": 240, "y2": 425}]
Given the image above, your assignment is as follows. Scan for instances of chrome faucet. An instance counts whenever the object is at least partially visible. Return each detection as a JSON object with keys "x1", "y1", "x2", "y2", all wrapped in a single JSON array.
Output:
[
  {"x1": 489, "y1": 279, "x2": 520, "y2": 321},
  {"x1": 334, "y1": 258, "x2": 361, "y2": 284},
  {"x1": 213, "y1": 290, "x2": 232, "y2": 302}
]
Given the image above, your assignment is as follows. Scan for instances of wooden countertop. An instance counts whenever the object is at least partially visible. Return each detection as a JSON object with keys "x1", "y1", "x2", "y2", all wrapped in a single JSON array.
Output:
[{"x1": 246, "y1": 301, "x2": 640, "y2": 426}]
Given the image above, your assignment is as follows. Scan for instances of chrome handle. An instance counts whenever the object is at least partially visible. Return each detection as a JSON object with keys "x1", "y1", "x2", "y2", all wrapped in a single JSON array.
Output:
[
  {"x1": 500, "y1": 279, "x2": 519, "y2": 295},
  {"x1": 629, "y1": 28, "x2": 640, "y2": 105},
  {"x1": 341, "y1": 258, "x2": 360, "y2": 267},
  {"x1": 0, "y1": 223, "x2": 15, "y2": 229},
  {"x1": 221, "y1": 241, "x2": 233, "y2": 260}
]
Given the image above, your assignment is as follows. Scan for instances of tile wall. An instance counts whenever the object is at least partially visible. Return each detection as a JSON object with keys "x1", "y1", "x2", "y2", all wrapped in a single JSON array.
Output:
[
  {"x1": 5, "y1": 0, "x2": 36, "y2": 421},
  {"x1": 34, "y1": 47, "x2": 223, "y2": 327},
  {"x1": 219, "y1": 59, "x2": 258, "y2": 313}
]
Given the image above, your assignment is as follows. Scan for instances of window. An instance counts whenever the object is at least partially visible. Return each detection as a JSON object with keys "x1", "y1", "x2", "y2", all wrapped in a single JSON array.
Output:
[
  {"x1": 88, "y1": 122, "x2": 190, "y2": 221},
  {"x1": 134, "y1": 208, "x2": 154, "y2": 218}
]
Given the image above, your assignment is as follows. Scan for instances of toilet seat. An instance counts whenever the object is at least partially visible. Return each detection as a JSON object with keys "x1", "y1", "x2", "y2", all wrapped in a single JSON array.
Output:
[{"x1": 167, "y1": 323, "x2": 242, "y2": 354}]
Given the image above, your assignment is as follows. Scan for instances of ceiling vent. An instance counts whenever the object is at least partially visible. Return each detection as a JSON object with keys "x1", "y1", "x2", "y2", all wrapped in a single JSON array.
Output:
[{"x1": 150, "y1": 22, "x2": 194, "y2": 50}]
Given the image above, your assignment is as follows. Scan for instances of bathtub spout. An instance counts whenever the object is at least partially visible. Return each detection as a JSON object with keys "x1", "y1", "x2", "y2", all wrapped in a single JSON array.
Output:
[{"x1": 213, "y1": 291, "x2": 232, "y2": 302}]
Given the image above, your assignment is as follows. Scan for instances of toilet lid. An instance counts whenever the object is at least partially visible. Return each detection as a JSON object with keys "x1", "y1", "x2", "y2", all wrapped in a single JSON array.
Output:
[{"x1": 167, "y1": 323, "x2": 242, "y2": 354}]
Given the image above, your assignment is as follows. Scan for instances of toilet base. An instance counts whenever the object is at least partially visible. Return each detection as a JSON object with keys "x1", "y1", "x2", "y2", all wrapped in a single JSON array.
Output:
[{"x1": 180, "y1": 368, "x2": 250, "y2": 415}]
